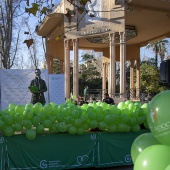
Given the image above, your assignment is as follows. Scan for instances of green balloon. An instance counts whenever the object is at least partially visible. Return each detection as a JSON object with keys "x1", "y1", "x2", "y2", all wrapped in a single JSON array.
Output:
[
  {"x1": 8, "y1": 108, "x2": 15, "y2": 115},
  {"x1": 25, "y1": 103, "x2": 33, "y2": 109},
  {"x1": 42, "y1": 119, "x2": 52, "y2": 128},
  {"x1": 141, "y1": 103, "x2": 149, "y2": 114},
  {"x1": 79, "y1": 115, "x2": 87, "y2": 123},
  {"x1": 131, "y1": 133, "x2": 160, "y2": 163},
  {"x1": 136, "y1": 107, "x2": 145, "y2": 116},
  {"x1": 26, "y1": 129, "x2": 36, "y2": 140},
  {"x1": 50, "y1": 102, "x2": 57, "y2": 107},
  {"x1": 134, "y1": 145, "x2": 170, "y2": 170},
  {"x1": 129, "y1": 117, "x2": 137, "y2": 126},
  {"x1": 31, "y1": 116, "x2": 40, "y2": 126},
  {"x1": 58, "y1": 122, "x2": 67, "y2": 132},
  {"x1": 107, "y1": 124, "x2": 116, "y2": 132},
  {"x1": 4, "y1": 115, "x2": 14, "y2": 126},
  {"x1": 125, "y1": 100, "x2": 132, "y2": 106},
  {"x1": 95, "y1": 106, "x2": 103, "y2": 114},
  {"x1": 120, "y1": 114, "x2": 129, "y2": 124},
  {"x1": 3, "y1": 126, "x2": 14, "y2": 136},
  {"x1": 77, "y1": 127, "x2": 84, "y2": 135},
  {"x1": 0, "y1": 120, "x2": 5, "y2": 130},
  {"x1": 128, "y1": 103, "x2": 136, "y2": 111},
  {"x1": 65, "y1": 116, "x2": 73, "y2": 124},
  {"x1": 23, "y1": 108, "x2": 33, "y2": 120},
  {"x1": 103, "y1": 109, "x2": 111, "y2": 116},
  {"x1": 137, "y1": 116, "x2": 145, "y2": 125},
  {"x1": 165, "y1": 164, "x2": 170, "y2": 170},
  {"x1": 98, "y1": 121, "x2": 107, "y2": 131},
  {"x1": 109, "y1": 105, "x2": 117, "y2": 114},
  {"x1": 36, "y1": 124, "x2": 44, "y2": 133},
  {"x1": 100, "y1": 103, "x2": 108, "y2": 110},
  {"x1": 38, "y1": 112, "x2": 46, "y2": 121},
  {"x1": 33, "y1": 103, "x2": 43, "y2": 115},
  {"x1": 14, "y1": 113, "x2": 23, "y2": 123},
  {"x1": 144, "y1": 120, "x2": 149, "y2": 129},
  {"x1": 14, "y1": 123, "x2": 23, "y2": 132},
  {"x1": 48, "y1": 115, "x2": 56, "y2": 124},
  {"x1": 43, "y1": 103, "x2": 53, "y2": 116},
  {"x1": 71, "y1": 110, "x2": 80, "y2": 119},
  {"x1": 130, "y1": 111, "x2": 138, "y2": 118},
  {"x1": 23, "y1": 120, "x2": 32, "y2": 129},
  {"x1": 73, "y1": 118, "x2": 83, "y2": 128},
  {"x1": 96, "y1": 113, "x2": 104, "y2": 122},
  {"x1": 68, "y1": 126, "x2": 77, "y2": 134},
  {"x1": 117, "y1": 102, "x2": 127, "y2": 110},
  {"x1": 56, "y1": 112, "x2": 64, "y2": 122},
  {"x1": 104, "y1": 114, "x2": 113, "y2": 125},
  {"x1": 131, "y1": 124, "x2": 141, "y2": 132},
  {"x1": 9, "y1": 103, "x2": 16, "y2": 109},
  {"x1": 89, "y1": 120, "x2": 98, "y2": 129},
  {"x1": 87, "y1": 106, "x2": 95, "y2": 113},
  {"x1": 112, "y1": 113, "x2": 120, "y2": 123},
  {"x1": 121, "y1": 108, "x2": 130, "y2": 115},
  {"x1": 147, "y1": 90, "x2": 170, "y2": 146},
  {"x1": 87, "y1": 111, "x2": 96, "y2": 120},
  {"x1": 83, "y1": 123, "x2": 90, "y2": 130},
  {"x1": 49, "y1": 125, "x2": 58, "y2": 133},
  {"x1": 15, "y1": 105, "x2": 24, "y2": 114},
  {"x1": 117, "y1": 123, "x2": 126, "y2": 132},
  {"x1": 81, "y1": 104, "x2": 88, "y2": 111},
  {"x1": 52, "y1": 105, "x2": 59, "y2": 117}
]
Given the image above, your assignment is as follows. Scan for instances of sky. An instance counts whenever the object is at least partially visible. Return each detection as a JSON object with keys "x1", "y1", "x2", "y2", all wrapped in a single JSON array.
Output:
[{"x1": 15, "y1": 0, "x2": 170, "y2": 69}]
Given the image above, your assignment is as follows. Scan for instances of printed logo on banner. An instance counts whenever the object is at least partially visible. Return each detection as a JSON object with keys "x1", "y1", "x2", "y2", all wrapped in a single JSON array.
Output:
[
  {"x1": 40, "y1": 160, "x2": 61, "y2": 169},
  {"x1": 125, "y1": 155, "x2": 132, "y2": 163},
  {"x1": 0, "y1": 137, "x2": 4, "y2": 143},
  {"x1": 77, "y1": 155, "x2": 89, "y2": 165}
]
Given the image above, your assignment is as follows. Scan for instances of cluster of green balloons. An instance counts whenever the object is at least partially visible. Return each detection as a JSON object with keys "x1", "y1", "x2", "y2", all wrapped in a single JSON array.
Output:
[
  {"x1": 0, "y1": 100, "x2": 148, "y2": 140},
  {"x1": 131, "y1": 90, "x2": 170, "y2": 170}
]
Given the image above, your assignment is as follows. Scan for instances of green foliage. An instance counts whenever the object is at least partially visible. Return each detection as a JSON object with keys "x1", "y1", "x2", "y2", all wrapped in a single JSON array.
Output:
[
  {"x1": 78, "y1": 53, "x2": 102, "y2": 93},
  {"x1": 146, "y1": 39, "x2": 169, "y2": 66},
  {"x1": 140, "y1": 59, "x2": 168, "y2": 94}
]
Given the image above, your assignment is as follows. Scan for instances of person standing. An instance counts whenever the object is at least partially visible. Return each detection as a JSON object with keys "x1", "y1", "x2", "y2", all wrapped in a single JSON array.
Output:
[
  {"x1": 29, "y1": 69, "x2": 47, "y2": 105},
  {"x1": 84, "y1": 86, "x2": 89, "y2": 102},
  {"x1": 102, "y1": 93, "x2": 115, "y2": 105}
]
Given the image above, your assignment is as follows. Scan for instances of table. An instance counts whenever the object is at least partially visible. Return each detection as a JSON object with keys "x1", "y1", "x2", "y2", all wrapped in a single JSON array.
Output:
[{"x1": 1, "y1": 130, "x2": 148, "y2": 170}]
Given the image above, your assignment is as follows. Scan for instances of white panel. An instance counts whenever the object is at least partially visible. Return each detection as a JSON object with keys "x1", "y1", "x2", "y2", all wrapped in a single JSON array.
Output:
[
  {"x1": 0, "y1": 69, "x2": 49, "y2": 110},
  {"x1": 49, "y1": 74, "x2": 65, "y2": 104}
]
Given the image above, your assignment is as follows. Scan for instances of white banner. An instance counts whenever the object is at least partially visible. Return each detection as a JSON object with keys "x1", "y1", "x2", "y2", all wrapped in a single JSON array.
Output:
[
  {"x1": 49, "y1": 74, "x2": 65, "y2": 105},
  {"x1": 0, "y1": 69, "x2": 49, "y2": 110}
]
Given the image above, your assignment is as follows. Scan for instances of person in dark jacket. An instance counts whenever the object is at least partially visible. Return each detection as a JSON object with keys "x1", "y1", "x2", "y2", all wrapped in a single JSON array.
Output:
[
  {"x1": 102, "y1": 93, "x2": 115, "y2": 105},
  {"x1": 29, "y1": 69, "x2": 47, "y2": 105}
]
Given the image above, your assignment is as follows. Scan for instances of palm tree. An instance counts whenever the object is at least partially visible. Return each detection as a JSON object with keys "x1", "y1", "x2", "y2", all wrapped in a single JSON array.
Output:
[{"x1": 146, "y1": 39, "x2": 169, "y2": 67}]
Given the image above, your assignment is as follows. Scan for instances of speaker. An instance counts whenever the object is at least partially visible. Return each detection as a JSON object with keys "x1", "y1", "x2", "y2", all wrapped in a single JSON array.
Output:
[{"x1": 160, "y1": 60, "x2": 170, "y2": 83}]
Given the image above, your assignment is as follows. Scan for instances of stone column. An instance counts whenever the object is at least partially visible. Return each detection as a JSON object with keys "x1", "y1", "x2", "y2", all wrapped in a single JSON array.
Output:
[
  {"x1": 64, "y1": 39, "x2": 70, "y2": 100},
  {"x1": 109, "y1": 33, "x2": 116, "y2": 98},
  {"x1": 60, "y1": 60, "x2": 64, "y2": 73},
  {"x1": 136, "y1": 59, "x2": 140, "y2": 99},
  {"x1": 72, "y1": 39, "x2": 79, "y2": 101},
  {"x1": 49, "y1": 56, "x2": 53, "y2": 74},
  {"x1": 45, "y1": 38, "x2": 50, "y2": 73},
  {"x1": 102, "y1": 62, "x2": 107, "y2": 97},
  {"x1": 107, "y1": 63, "x2": 110, "y2": 94},
  {"x1": 130, "y1": 59, "x2": 134, "y2": 99},
  {"x1": 119, "y1": 31, "x2": 126, "y2": 98}
]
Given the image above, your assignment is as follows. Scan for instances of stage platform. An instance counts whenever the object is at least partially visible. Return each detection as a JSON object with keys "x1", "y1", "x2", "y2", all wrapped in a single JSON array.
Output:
[{"x1": 0, "y1": 130, "x2": 148, "y2": 170}]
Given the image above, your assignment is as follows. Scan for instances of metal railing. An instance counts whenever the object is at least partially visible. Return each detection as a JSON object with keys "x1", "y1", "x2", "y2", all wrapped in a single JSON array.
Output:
[{"x1": 80, "y1": 88, "x2": 153, "y2": 103}]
